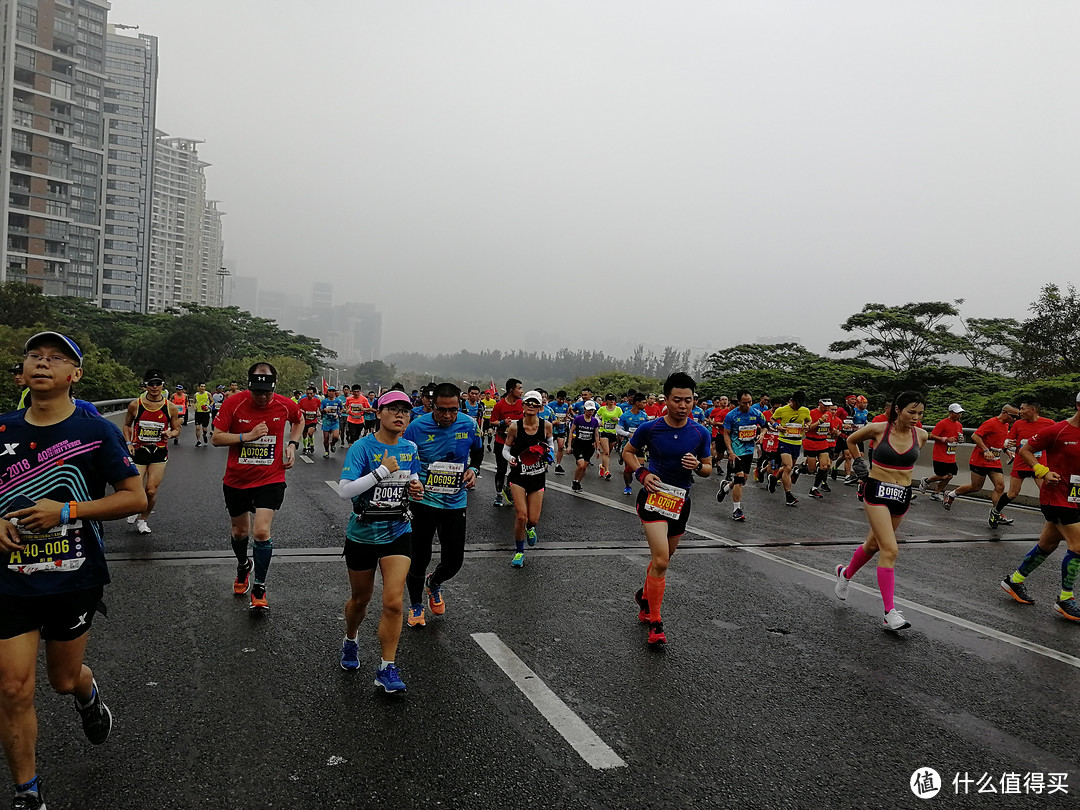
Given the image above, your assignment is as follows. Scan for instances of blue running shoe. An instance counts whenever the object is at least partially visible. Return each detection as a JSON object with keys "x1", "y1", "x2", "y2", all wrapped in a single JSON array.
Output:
[
  {"x1": 526, "y1": 527, "x2": 537, "y2": 547},
  {"x1": 511, "y1": 552, "x2": 525, "y2": 568},
  {"x1": 340, "y1": 638, "x2": 360, "y2": 671},
  {"x1": 623, "y1": 486, "x2": 632, "y2": 495},
  {"x1": 374, "y1": 663, "x2": 406, "y2": 693}
]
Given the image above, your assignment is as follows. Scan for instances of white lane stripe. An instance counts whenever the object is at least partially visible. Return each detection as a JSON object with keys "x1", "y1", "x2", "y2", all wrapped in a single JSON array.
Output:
[
  {"x1": 299, "y1": 453, "x2": 313, "y2": 464},
  {"x1": 325, "y1": 480, "x2": 339, "y2": 493},
  {"x1": 471, "y1": 632, "x2": 627, "y2": 770},
  {"x1": 515, "y1": 463, "x2": 1080, "y2": 671}
]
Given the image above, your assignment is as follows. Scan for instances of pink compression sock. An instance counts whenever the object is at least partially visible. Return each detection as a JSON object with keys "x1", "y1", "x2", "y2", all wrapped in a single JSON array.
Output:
[
  {"x1": 843, "y1": 545, "x2": 875, "y2": 580},
  {"x1": 876, "y1": 566, "x2": 895, "y2": 612}
]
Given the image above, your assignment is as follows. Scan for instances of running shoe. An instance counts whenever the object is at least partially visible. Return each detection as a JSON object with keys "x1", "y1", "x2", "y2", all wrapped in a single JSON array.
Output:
[
  {"x1": 634, "y1": 588, "x2": 650, "y2": 623},
  {"x1": 731, "y1": 508, "x2": 746, "y2": 522},
  {"x1": 767, "y1": 474, "x2": 778, "y2": 494},
  {"x1": 407, "y1": 604, "x2": 425, "y2": 627},
  {"x1": 623, "y1": 486, "x2": 632, "y2": 495},
  {"x1": 929, "y1": 492, "x2": 943, "y2": 502},
  {"x1": 834, "y1": 565, "x2": 849, "y2": 600},
  {"x1": 791, "y1": 468, "x2": 801, "y2": 485},
  {"x1": 526, "y1": 527, "x2": 537, "y2": 546},
  {"x1": 427, "y1": 576, "x2": 445, "y2": 615},
  {"x1": 126, "y1": 515, "x2": 137, "y2": 525},
  {"x1": 250, "y1": 585, "x2": 269, "y2": 610},
  {"x1": 598, "y1": 466, "x2": 606, "y2": 479},
  {"x1": 843, "y1": 475, "x2": 859, "y2": 486},
  {"x1": 493, "y1": 494, "x2": 505, "y2": 507},
  {"x1": 999, "y1": 577, "x2": 1034, "y2": 605},
  {"x1": 647, "y1": 621, "x2": 666, "y2": 646},
  {"x1": 819, "y1": 481, "x2": 831, "y2": 493},
  {"x1": 941, "y1": 491, "x2": 955, "y2": 511},
  {"x1": 195, "y1": 441, "x2": 202, "y2": 448},
  {"x1": 988, "y1": 509, "x2": 1001, "y2": 528},
  {"x1": 998, "y1": 515, "x2": 1014, "y2": 525},
  {"x1": 785, "y1": 496, "x2": 799, "y2": 507},
  {"x1": 715, "y1": 480, "x2": 732, "y2": 504},
  {"x1": 830, "y1": 466, "x2": 838, "y2": 481},
  {"x1": 323, "y1": 451, "x2": 330, "y2": 459},
  {"x1": 75, "y1": 678, "x2": 112, "y2": 745},
  {"x1": 919, "y1": 477, "x2": 930, "y2": 493},
  {"x1": 135, "y1": 519, "x2": 151, "y2": 534},
  {"x1": 555, "y1": 465, "x2": 565, "y2": 475},
  {"x1": 340, "y1": 638, "x2": 360, "y2": 671},
  {"x1": 809, "y1": 488, "x2": 824, "y2": 500},
  {"x1": 510, "y1": 552, "x2": 525, "y2": 568},
  {"x1": 374, "y1": 663, "x2": 407, "y2": 693},
  {"x1": 882, "y1": 609, "x2": 911, "y2": 631},
  {"x1": 503, "y1": 486, "x2": 513, "y2": 502},
  {"x1": 572, "y1": 481, "x2": 582, "y2": 493},
  {"x1": 12, "y1": 792, "x2": 46, "y2": 810},
  {"x1": 604, "y1": 470, "x2": 612, "y2": 480},
  {"x1": 233, "y1": 559, "x2": 252, "y2": 595},
  {"x1": 1055, "y1": 597, "x2": 1080, "y2": 622},
  {"x1": 753, "y1": 467, "x2": 761, "y2": 483}
]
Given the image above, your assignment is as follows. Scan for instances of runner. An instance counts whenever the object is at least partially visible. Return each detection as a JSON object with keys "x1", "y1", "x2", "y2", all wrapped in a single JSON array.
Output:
[
  {"x1": 941, "y1": 405, "x2": 1019, "y2": 513},
  {"x1": 804, "y1": 399, "x2": 840, "y2": 500},
  {"x1": 193, "y1": 383, "x2": 213, "y2": 447},
  {"x1": 210, "y1": 386, "x2": 225, "y2": 431},
  {"x1": 122, "y1": 369, "x2": 181, "y2": 535},
  {"x1": 410, "y1": 384, "x2": 434, "y2": 423},
  {"x1": 617, "y1": 394, "x2": 652, "y2": 495},
  {"x1": 462, "y1": 385, "x2": 482, "y2": 428},
  {"x1": 999, "y1": 391, "x2": 1080, "y2": 621},
  {"x1": 490, "y1": 379, "x2": 524, "y2": 507},
  {"x1": 991, "y1": 399, "x2": 1055, "y2": 528},
  {"x1": 830, "y1": 395, "x2": 857, "y2": 482},
  {"x1": 717, "y1": 391, "x2": 766, "y2": 521},
  {"x1": 768, "y1": 392, "x2": 812, "y2": 507},
  {"x1": 622, "y1": 372, "x2": 713, "y2": 646},
  {"x1": 364, "y1": 391, "x2": 379, "y2": 437},
  {"x1": 7, "y1": 362, "x2": 29, "y2": 411},
  {"x1": 0, "y1": 331, "x2": 144, "y2": 810},
  {"x1": 212, "y1": 363, "x2": 303, "y2": 610},
  {"x1": 921, "y1": 403, "x2": 965, "y2": 500},
  {"x1": 171, "y1": 385, "x2": 188, "y2": 439},
  {"x1": 320, "y1": 386, "x2": 344, "y2": 458},
  {"x1": 644, "y1": 394, "x2": 663, "y2": 418},
  {"x1": 595, "y1": 394, "x2": 622, "y2": 481},
  {"x1": 335, "y1": 390, "x2": 422, "y2": 691},
  {"x1": 296, "y1": 386, "x2": 322, "y2": 456},
  {"x1": 344, "y1": 385, "x2": 373, "y2": 447},
  {"x1": 480, "y1": 391, "x2": 497, "y2": 450},
  {"x1": 568, "y1": 400, "x2": 601, "y2": 493},
  {"x1": 401, "y1": 383, "x2": 483, "y2": 627},
  {"x1": 756, "y1": 400, "x2": 782, "y2": 485},
  {"x1": 503, "y1": 391, "x2": 554, "y2": 568},
  {"x1": 550, "y1": 391, "x2": 571, "y2": 475},
  {"x1": 835, "y1": 390, "x2": 928, "y2": 632}
]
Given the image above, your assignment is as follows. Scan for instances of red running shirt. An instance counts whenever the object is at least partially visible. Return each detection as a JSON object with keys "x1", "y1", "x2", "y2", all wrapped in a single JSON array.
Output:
[
  {"x1": 1025, "y1": 421, "x2": 1080, "y2": 508},
  {"x1": 930, "y1": 418, "x2": 964, "y2": 464},
  {"x1": 1009, "y1": 416, "x2": 1055, "y2": 473},
  {"x1": 214, "y1": 391, "x2": 302, "y2": 488},
  {"x1": 970, "y1": 417, "x2": 1009, "y2": 469}
]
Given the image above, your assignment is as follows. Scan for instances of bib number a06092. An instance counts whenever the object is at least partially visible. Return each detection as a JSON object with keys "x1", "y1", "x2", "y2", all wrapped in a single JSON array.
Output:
[
  {"x1": 426, "y1": 462, "x2": 465, "y2": 494},
  {"x1": 644, "y1": 484, "x2": 687, "y2": 519}
]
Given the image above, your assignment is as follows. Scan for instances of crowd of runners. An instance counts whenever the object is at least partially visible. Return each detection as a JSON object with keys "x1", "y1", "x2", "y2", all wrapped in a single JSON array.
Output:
[{"x1": 3, "y1": 332, "x2": 1080, "y2": 808}]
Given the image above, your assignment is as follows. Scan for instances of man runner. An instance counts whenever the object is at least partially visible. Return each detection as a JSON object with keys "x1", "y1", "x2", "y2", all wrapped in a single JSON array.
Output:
[
  {"x1": 622, "y1": 372, "x2": 712, "y2": 646},
  {"x1": 193, "y1": 383, "x2": 212, "y2": 447},
  {"x1": 617, "y1": 394, "x2": 651, "y2": 495},
  {"x1": 0, "y1": 331, "x2": 145, "y2": 810},
  {"x1": 768, "y1": 392, "x2": 812, "y2": 507},
  {"x1": 921, "y1": 403, "x2": 965, "y2": 499},
  {"x1": 296, "y1": 386, "x2": 322, "y2": 456},
  {"x1": 345, "y1": 385, "x2": 373, "y2": 447},
  {"x1": 941, "y1": 404, "x2": 1019, "y2": 513},
  {"x1": 212, "y1": 363, "x2": 302, "y2": 610},
  {"x1": 717, "y1": 391, "x2": 766, "y2": 521},
  {"x1": 320, "y1": 386, "x2": 344, "y2": 458},
  {"x1": 122, "y1": 369, "x2": 181, "y2": 535},
  {"x1": 991, "y1": 399, "x2": 1055, "y2": 528},
  {"x1": 490, "y1": 378, "x2": 523, "y2": 507}
]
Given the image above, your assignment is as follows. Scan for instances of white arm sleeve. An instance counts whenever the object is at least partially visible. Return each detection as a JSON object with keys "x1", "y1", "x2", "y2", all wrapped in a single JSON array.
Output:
[
  {"x1": 616, "y1": 424, "x2": 630, "y2": 438},
  {"x1": 502, "y1": 442, "x2": 514, "y2": 463},
  {"x1": 337, "y1": 465, "x2": 390, "y2": 500}
]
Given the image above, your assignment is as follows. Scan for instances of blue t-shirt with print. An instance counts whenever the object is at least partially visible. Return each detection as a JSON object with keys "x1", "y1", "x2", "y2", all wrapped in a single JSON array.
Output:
[
  {"x1": 341, "y1": 434, "x2": 420, "y2": 544},
  {"x1": 403, "y1": 413, "x2": 482, "y2": 510}
]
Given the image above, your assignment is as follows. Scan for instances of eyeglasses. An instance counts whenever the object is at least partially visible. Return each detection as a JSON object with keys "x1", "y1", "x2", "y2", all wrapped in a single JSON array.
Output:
[
  {"x1": 523, "y1": 400, "x2": 541, "y2": 407},
  {"x1": 384, "y1": 406, "x2": 411, "y2": 416},
  {"x1": 25, "y1": 352, "x2": 77, "y2": 367},
  {"x1": 434, "y1": 406, "x2": 459, "y2": 415}
]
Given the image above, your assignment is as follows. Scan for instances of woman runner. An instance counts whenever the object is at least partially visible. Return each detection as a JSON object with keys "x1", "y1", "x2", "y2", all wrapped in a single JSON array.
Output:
[{"x1": 502, "y1": 391, "x2": 554, "y2": 568}]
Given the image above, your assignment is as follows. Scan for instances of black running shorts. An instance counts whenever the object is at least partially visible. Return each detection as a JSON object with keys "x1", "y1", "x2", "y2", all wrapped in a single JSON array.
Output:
[
  {"x1": 0, "y1": 586, "x2": 104, "y2": 641},
  {"x1": 571, "y1": 439, "x2": 595, "y2": 462},
  {"x1": 508, "y1": 470, "x2": 546, "y2": 494},
  {"x1": 933, "y1": 461, "x2": 959, "y2": 476},
  {"x1": 223, "y1": 482, "x2": 287, "y2": 517},
  {"x1": 862, "y1": 478, "x2": 911, "y2": 517},
  {"x1": 195, "y1": 411, "x2": 211, "y2": 427},
  {"x1": 969, "y1": 464, "x2": 1003, "y2": 478},
  {"x1": 1040, "y1": 505, "x2": 1080, "y2": 526},
  {"x1": 132, "y1": 445, "x2": 168, "y2": 466},
  {"x1": 732, "y1": 455, "x2": 753, "y2": 477},
  {"x1": 344, "y1": 533, "x2": 412, "y2": 571},
  {"x1": 635, "y1": 487, "x2": 691, "y2": 537}
]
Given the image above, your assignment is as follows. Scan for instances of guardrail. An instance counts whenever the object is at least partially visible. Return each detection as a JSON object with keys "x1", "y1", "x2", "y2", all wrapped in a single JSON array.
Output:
[{"x1": 91, "y1": 398, "x2": 131, "y2": 414}]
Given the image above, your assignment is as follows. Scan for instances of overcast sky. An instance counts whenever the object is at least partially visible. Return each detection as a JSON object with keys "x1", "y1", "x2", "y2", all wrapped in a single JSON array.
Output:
[{"x1": 110, "y1": 0, "x2": 1080, "y2": 358}]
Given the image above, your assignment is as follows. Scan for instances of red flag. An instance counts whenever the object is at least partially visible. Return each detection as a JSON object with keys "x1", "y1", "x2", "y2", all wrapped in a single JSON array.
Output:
[{"x1": 322, "y1": 378, "x2": 328, "y2": 397}]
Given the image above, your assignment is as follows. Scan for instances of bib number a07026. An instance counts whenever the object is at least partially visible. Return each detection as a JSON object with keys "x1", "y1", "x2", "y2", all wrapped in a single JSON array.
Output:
[
  {"x1": 1068, "y1": 474, "x2": 1080, "y2": 505},
  {"x1": 644, "y1": 483, "x2": 687, "y2": 519},
  {"x1": 238, "y1": 435, "x2": 276, "y2": 465}
]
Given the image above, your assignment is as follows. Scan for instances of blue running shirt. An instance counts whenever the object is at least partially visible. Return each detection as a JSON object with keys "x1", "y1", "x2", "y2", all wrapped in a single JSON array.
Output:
[
  {"x1": 628, "y1": 418, "x2": 712, "y2": 490},
  {"x1": 403, "y1": 413, "x2": 482, "y2": 509},
  {"x1": 340, "y1": 434, "x2": 420, "y2": 544}
]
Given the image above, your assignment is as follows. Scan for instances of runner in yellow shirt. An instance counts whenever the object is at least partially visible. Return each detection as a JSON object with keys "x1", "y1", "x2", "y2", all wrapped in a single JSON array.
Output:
[{"x1": 768, "y1": 391, "x2": 813, "y2": 506}]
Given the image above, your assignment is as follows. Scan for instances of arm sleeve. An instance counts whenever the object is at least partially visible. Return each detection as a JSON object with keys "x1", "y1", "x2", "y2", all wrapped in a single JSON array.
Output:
[
  {"x1": 337, "y1": 465, "x2": 389, "y2": 500},
  {"x1": 502, "y1": 442, "x2": 514, "y2": 462}
]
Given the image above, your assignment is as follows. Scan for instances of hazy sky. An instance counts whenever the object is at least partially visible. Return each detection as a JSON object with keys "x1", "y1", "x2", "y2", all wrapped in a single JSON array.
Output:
[{"x1": 110, "y1": 0, "x2": 1080, "y2": 357}]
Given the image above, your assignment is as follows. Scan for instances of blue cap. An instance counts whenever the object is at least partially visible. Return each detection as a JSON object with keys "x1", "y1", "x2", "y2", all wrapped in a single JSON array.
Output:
[{"x1": 24, "y1": 331, "x2": 82, "y2": 365}]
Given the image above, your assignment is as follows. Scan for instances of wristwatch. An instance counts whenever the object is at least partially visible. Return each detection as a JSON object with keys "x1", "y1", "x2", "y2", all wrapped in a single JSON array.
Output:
[{"x1": 288, "y1": 440, "x2": 300, "y2": 449}]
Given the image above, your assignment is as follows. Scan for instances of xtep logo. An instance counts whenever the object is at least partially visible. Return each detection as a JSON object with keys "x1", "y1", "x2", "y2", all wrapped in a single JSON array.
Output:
[{"x1": 0, "y1": 443, "x2": 20, "y2": 456}]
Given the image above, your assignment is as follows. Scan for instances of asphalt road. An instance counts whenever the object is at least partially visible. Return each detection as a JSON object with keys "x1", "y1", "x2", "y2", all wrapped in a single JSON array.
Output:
[{"x1": 28, "y1": 428, "x2": 1079, "y2": 810}]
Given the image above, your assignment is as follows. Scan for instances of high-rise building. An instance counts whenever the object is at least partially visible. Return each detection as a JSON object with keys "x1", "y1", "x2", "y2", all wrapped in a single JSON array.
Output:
[
  {"x1": 100, "y1": 24, "x2": 157, "y2": 311},
  {"x1": 148, "y1": 132, "x2": 225, "y2": 311},
  {"x1": 0, "y1": 0, "x2": 110, "y2": 297}
]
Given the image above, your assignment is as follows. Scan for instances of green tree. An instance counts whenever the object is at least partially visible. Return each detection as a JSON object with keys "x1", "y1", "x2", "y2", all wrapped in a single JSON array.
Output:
[
  {"x1": 703, "y1": 343, "x2": 823, "y2": 376},
  {"x1": 830, "y1": 301, "x2": 960, "y2": 371},
  {"x1": 568, "y1": 372, "x2": 663, "y2": 396},
  {"x1": 0, "y1": 282, "x2": 56, "y2": 328},
  {"x1": 345, "y1": 360, "x2": 397, "y2": 389},
  {"x1": 952, "y1": 316, "x2": 1022, "y2": 374},
  {"x1": 1014, "y1": 283, "x2": 1080, "y2": 379},
  {"x1": 210, "y1": 356, "x2": 312, "y2": 395}
]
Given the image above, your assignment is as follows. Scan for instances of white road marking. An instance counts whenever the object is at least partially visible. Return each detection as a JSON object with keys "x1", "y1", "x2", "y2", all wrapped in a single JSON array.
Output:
[
  {"x1": 471, "y1": 632, "x2": 627, "y2": 770},
  {"x1": 325, "y1": 480, "x2": 339, "y2": 493},
  {"x1": 517, "y1": 465, "x2": 1080, "y2": 671},
  {"x1": 299, "y1": 453, "x2": 313, "y2": 464}
]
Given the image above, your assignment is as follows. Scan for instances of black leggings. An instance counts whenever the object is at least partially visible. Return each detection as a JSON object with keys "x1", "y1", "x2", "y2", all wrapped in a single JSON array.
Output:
[
  {"x1": 494, "y1": 441, "x2": 509, "y2": 491},
  {"x1": 406, "y1": 503, "x2": 467, "y2": 604}
]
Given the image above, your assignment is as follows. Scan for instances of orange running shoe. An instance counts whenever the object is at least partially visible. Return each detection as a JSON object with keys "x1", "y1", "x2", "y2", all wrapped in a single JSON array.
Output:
[
  {"x1": 233, "y1": 559, "x2": 252, "y2": 595},
  {"x1": 408, "y1": 604, "x2": 426, "y2": 627},
  {"x1": 647, "y1": 621, "x2": 666, "y2": 646},
  {"x1": 427, "y1": 576, "x2": 445, "y2": 615},
  {"x1": 249, "y1": 585, "x2": 268, "y2": 610}
]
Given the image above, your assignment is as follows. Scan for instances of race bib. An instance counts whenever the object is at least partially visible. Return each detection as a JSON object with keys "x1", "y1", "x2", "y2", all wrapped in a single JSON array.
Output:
[
  {"x1": 302, "y1": 410, "x2": 318, "y2": 421},
  {"x1": 877, "y1": 482, "x2": 906, "y2": 502},
  {"x1": 841, "y1": 419, "x2": 854, "y2": 434},
  {"x1": 349, "y1": 402, "x2": 364, "y2": 417},
  {"x1": 137, "y1": 419, "x2": 163, "y2": 443},
  {"x1": 737, "y1": 425, "x2": 757, "y2": 442},
  {"x1": 426, "y1": 461, "x2": 465, "y2": 494},
  {"x1": 7, "y1": 521, "x2": 86, "y2": 574},
  {"x1": 238, "y1": 435, "x2": 276, "y2": 465},
  {"x1": 644, "y1": 484, "x2": 687, "y2": 519},
  {"x1": 783, "y1": 422, "x2": 803, "y2": 439},
  {"x1": 556, "y1": 412, "x2": 567, "y2": 423},
  {"x1": 1069, "y1": 474, "x2": 1080, "y2": 505},
  {"x1": 816, "y1": 422, "x2": 831, "y2": 437},
  {"x1": 946, "y1": 442, "x2": 957, "y2": 456},
  {"x1": 984, "y1": 449, "x2": 1001, "y2": 462},
  {"x1": 360, "y1": 470, "x2": 412, "y2": 521},
  {"x1": 519, "y1": 458, "x2": 546, "y2": 476}
]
